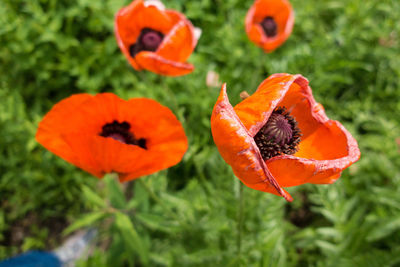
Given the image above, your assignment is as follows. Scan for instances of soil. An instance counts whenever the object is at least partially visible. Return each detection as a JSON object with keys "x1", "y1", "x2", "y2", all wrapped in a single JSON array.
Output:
[{"x1": 1, "y1": 211, "x2": 69, "y2": 253}]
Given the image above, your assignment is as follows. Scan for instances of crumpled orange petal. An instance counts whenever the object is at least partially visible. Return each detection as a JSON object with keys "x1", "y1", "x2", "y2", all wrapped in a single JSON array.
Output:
[
  {"x1": 211, "y1": 74, "x2": 360, "y2": 201},
  {"x1": 115, "y1": 0, "x2": 197, "y2": 76},
  {"x1": 211, "y1": 84, "x2": 292, "y2": 201},
  {"x1": 134, "y1": 51, "x2": 194, "y2": 77},
  {"x1": 36, "y1": 93, "x2": 188, "y2": 181},
  {"x1": 245, "y1": 0, "x2": 294, "y2": 52},
  {"x1": 157, "y1": 18, "x2": 197, "y2": 63}
]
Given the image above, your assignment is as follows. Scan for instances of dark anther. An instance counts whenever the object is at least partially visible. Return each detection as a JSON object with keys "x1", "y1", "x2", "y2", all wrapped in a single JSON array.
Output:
[
  {"x1": 100, "y1": 120, "x2": 147, "y2": 149},
  {"x1": 254, "y1": 107, "x2": 301, "y2": 160},
  {"x1": 261, "y1": 16, "x2": 278, "y2": 37},
  {"x1": 129, "y1": 28, "x2": 164, "y2": 57}
]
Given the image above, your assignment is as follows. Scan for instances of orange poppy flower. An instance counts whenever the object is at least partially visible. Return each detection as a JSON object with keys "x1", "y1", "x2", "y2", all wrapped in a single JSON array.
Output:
[
  {"x1": 115, "y1": 0, "x2": 198, "y2": 76},
  {"x1": 36, "y1": 93, "x2": 188, "y2": 182},
  {"x1": 245, "y1": 0, "x2": 295, "y2": 52},
  {"x1": 211, "y1": 74, "x2": 360, "y2": 201}
]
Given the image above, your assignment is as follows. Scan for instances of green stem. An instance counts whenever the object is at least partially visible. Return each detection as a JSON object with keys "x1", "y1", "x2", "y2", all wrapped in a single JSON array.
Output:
[
  {"x1": 237, "y1": 181, "x2": 244, "y2": 259},
  {"x1": 138, "y1": 179, "x2": 186, "y2": 227}
]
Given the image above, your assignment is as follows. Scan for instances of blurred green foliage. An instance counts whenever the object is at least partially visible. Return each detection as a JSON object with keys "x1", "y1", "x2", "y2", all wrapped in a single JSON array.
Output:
[{"x1": 1, "y1": 0, "x2": 400, "y2": 266}]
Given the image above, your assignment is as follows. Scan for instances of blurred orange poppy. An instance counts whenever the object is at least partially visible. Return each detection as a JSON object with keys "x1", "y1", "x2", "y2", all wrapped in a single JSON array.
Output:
[
  {"x1": 211, "y1": 74, "x2": 360, "y2": 201},
  {"x1": 36, "y1": 93, "x2": 188, "y2": 182},
  {"x1": 115, "y1": 0, "x2": 198, "y2": 76},
  {"x1": 245, "y1": 0, "x2": 294, "y2": 52}
]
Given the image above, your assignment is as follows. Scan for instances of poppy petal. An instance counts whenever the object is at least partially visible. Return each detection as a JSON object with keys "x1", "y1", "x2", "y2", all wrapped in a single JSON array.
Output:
[
  {"x1": 90, "y1": 135, "x2": 148, "y2": 178},
  {"x1": 61, "y1": 133, "x2": 104, "y2": 178},
  {"x1": 212, "y1": 74, "x2": 360, "y2": 200},
  {"x1": 36, "y1": 94, "x2": 93, "y2": 166},
  {"x1": 116, "y1": 98, "x2": 188, "y2": 181},
  {"x1": 251, "y1": 0, "x2": 292, "y2": 23},
  {"x1": 114, "y1": 0, "x2": 144, "y2": 71},
  {"x1": 115, "y1": 0, "x2": 173, "y2": 43},
  {"x1": 273, "y1": 74, "x2": 360, "y2": 162},
  {"x1": 211, "y1": 84, "x2": 293, "y2": 201},
  {"x1": 157, "y1": 19, "x2": 197, "y2": 62},
  {"x1": 246, "y1": 23, "x2": 266, "y2": 49},
  {"x1": 115, "y1": 0, "x2": 197, "y2": 75},
  {"x1": 114, "y1": 0, "x2": 177, "y2": 71},
  {"x1": 135, "y1": 51, "x2": 194, "y2": 76},
  {"x1": 267, "y1": 120, "x2": 360, "y2": 187},
  {"x1": 134, "y1": 4, "x2": 177, "y2": 34},
  {"x1": 36, "y1": 93, "x2": 188, "y2": 181},
  {"x1": 245, "y1": 0, "x2": 294, "y2": 52},
  {"x1": 234, "y1": 74, "x2": 297, "y2": 136},
  {"x1": 114, "y1": 19, "x2": 142, "y2": 71},
  {"x1": 235, "y1": 74, "x2": 360, "y2": 187}
]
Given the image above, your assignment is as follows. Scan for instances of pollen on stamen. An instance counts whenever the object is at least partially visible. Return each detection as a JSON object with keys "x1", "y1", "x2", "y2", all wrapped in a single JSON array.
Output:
[{"x1": 254, "y1": 107, "x2": 301, "y2": 160}]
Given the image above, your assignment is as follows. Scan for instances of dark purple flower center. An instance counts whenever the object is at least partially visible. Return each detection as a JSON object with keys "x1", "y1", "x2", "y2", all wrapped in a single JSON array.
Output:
[
  {"x1": 261, "y1": 16, "x2": 278, "y2": 37},
  {"x1": 129, "y1": 28, "x2": 164, "y2": 58},
  {"x1": 254, "y1": 107, "x2": 301, "y2": 160},
  {"x1": 100, "y1": 120, "x2": 147, "y2": 149}
]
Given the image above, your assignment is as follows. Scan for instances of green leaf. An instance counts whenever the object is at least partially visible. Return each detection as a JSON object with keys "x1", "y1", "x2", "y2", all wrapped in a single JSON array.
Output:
[
  {"x1": 63, "y1": 212, "x2": 108, "y2": 235},
  {"x1": 82, "y1": 185, "x2": 106, "y2": 208},
  {"x1": 114, "y1": 212, "x2": 149, "y2": 265},
  {"x1": 104, "y1": 174, "x2": 126, "y2": 209},
  {"x1": 367, "y1": 217, "x2": 400, "y2": 242},
  {"x1": 136, "y1": 213, "x2": 180, "y2": 233}
]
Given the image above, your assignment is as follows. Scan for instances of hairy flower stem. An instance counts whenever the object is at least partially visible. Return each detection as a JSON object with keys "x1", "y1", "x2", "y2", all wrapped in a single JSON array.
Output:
[
  {"x1": 236, "y1": 92, "x2": 248, "y2": 261},
  {"x1": 104, "y1": 172, "x2": 126, "y2": 208},
  {"x1": 138, "y1": 179, "x2": 188, "y2": 228},
  {"x1": 237, "y1": 180, "x2": 244, "y2": 259}
]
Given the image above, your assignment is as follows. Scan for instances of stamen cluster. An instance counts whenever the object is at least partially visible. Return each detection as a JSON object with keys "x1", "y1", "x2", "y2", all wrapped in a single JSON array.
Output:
[
  {"x1": 129, "y1": 28, "x2": 164, "y2": 57},
  {"x1": 254, "y1": 107, "x2": 301, "y2": 160},
  {"x1": 100, "y1": 120, "x2": 147, "y2": 149},
  {"x1": 261, "y1": 16, "x2": 278, "y2": 37}
]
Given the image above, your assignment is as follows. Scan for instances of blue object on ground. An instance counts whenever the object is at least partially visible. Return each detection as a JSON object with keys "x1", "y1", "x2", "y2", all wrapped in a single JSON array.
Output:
[{"x1": 0, "y1": 251, "x2": 61, "y2": 267}]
